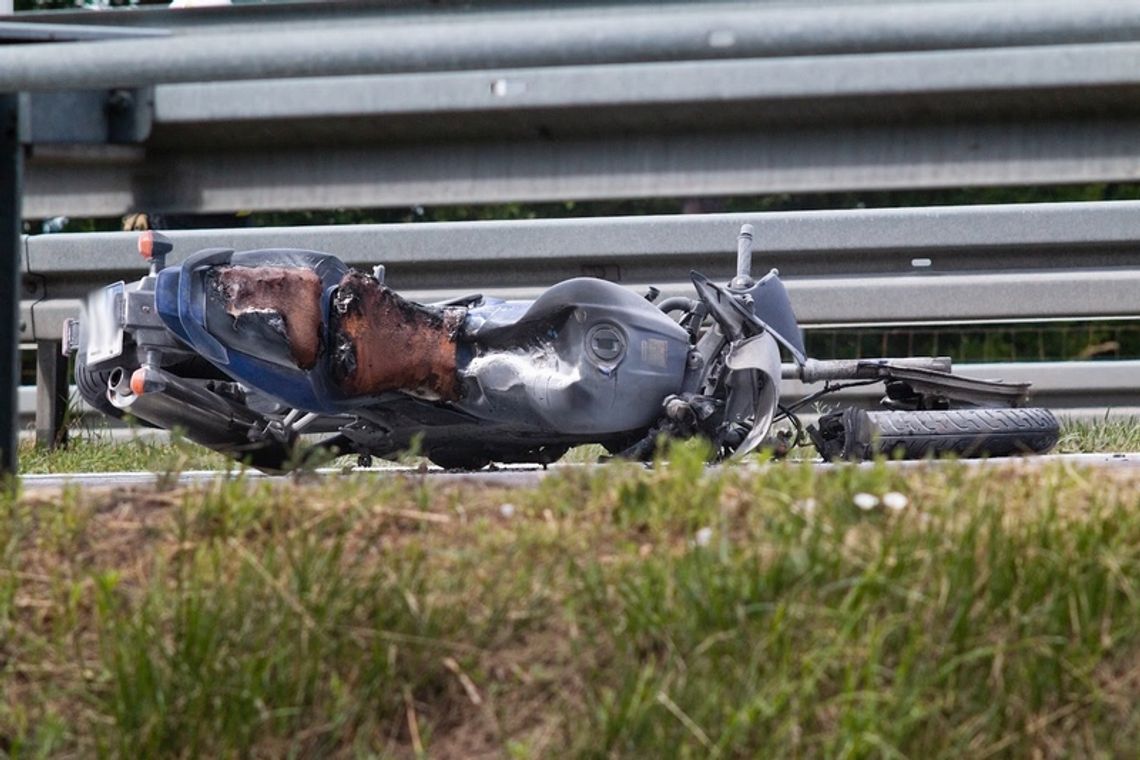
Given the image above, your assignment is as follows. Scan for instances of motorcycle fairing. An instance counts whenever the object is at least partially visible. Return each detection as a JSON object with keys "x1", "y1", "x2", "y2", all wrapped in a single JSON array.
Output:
[
  {"x1": 155, "y1": 247, "x2": 354, "y2": 413},
  {"x1": 724, "y1": 332, "x2": 783, "y2": 458},
  {"x1": 212, "y1": 265, "x2": 323, "y2": 370},
  {"x1": 691, "y1": 270, "x2": 807, "y2": 365},
  {"x1": 730, "y1": 269, "x2": 806, "y2": 359}
]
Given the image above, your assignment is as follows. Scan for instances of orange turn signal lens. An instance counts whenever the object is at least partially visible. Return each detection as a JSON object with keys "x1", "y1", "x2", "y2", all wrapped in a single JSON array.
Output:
[
  {"x1": 130, "y1": 368, "x2": 148, "y2": 396},
  {"x1": 138, "y1": 230, "x2": 154, "y2": 260}
]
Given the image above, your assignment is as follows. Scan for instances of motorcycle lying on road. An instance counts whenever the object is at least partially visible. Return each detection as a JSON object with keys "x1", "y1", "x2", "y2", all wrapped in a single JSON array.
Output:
[{"x1": 67, "y1": 225, "x2": 1059, "y2": 472}]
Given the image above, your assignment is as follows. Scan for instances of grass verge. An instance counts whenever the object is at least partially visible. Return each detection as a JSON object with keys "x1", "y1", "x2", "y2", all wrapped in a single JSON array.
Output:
[
  {"x1": 1055, "y1": 415, "x2": 1140, "y2": 454},
  {"x1": 17, "y1": 434, "x2": 231, "y2": 475},
  {"x1": 4, "y1": 444, "x2": 1140, "y2": 757}
]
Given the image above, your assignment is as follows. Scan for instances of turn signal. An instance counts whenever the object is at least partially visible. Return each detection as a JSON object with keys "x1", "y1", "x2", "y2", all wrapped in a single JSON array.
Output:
[
  {"x1": 130, "y1": 368, "x2": 148, "y2": 396},
  {"x1": 138, "y1": 230, "x2": 173, "y2": 261}
]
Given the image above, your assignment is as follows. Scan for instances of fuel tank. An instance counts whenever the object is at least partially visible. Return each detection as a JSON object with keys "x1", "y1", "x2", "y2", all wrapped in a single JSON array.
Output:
[{"x1": 456, "y1": 278, "x2": 691, "y2": 435}]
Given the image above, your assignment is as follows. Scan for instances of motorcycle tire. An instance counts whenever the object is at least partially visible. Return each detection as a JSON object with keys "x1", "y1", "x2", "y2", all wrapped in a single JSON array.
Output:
[
  {"x1": 74, "y1": 344, "x2": 156, "y2": 429},
  {"x1": 74, "y1": 349, "x2": 127, "y2": 422},
  {"x1": 815, "y1": 407, "x2": 1060, "y2": 461}
]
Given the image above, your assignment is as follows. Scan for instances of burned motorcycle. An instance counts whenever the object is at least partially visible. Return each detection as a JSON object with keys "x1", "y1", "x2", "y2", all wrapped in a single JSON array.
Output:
[{"x1": 67, "y1": 225, "x2": 1059, "y2": 471}]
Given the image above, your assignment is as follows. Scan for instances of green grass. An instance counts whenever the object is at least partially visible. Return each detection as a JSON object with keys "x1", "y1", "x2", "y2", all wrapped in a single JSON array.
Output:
[
  {"x1": 1056, "y1": 415, "x2": 1140, "y2": 454},
  {"x1": 17, "y1": 434, "x2": 232, "y2": 475},
  {"x1": 4, "y1": 443, "x2": 1140, "y2": 757}
]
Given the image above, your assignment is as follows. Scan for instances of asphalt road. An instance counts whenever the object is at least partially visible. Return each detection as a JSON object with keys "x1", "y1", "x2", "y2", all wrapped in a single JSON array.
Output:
[{"x1": 18, "y1": 452, "x2": 1140, "y2": 492}]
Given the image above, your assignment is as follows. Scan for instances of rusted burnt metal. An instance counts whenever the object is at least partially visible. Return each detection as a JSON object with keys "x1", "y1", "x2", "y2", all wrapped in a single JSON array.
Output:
[
  {"x1": 214, "y1": 266, "x2": 323, "y2": 369},
  {"x1": 331, "y1": 271, "x2": 464, "y2": 400}
]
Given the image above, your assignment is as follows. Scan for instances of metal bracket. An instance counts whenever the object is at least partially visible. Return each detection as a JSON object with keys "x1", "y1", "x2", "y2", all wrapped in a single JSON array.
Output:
[{"x1": 24, "y1": 86, "x2": 153, "y2": 145}]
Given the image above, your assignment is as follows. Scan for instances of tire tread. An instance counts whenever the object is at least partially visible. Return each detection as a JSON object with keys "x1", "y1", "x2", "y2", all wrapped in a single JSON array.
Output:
[{"x1": 864, "y1": 408, "x2": 1059, "y2": 459}]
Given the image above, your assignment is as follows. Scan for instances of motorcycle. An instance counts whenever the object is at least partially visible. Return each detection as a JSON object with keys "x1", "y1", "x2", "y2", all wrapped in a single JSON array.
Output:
[{"x1": 66, "y1": 224, "x2": 1059, "y2": 472}]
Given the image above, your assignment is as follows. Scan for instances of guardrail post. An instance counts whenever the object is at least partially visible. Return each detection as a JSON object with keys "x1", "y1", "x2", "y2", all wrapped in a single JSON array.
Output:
[
  {"x1": 0, "y1": 92, "x2": 20, "y2": 477},
  {"x1": 35, "y1": 340, "x2": 67, "y2": 449}
]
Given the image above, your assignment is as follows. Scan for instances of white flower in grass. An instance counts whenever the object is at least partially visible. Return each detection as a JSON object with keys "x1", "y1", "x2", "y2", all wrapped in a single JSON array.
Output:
[
  {"x1": 792, "y1": 497, "x2": 817, "y2": 516},
  {"x1": 853, "y1": 492, "x2": 879, "y2": 511},
  {"x1": 694, "y1": 527, "x2": 714, "y2": 547},
  {"x1": 499, "y1": 503, "x2": 516, "y2": 519},
  {"x1": 882, "y1": 491, "x2": 909, "y2": 512}
]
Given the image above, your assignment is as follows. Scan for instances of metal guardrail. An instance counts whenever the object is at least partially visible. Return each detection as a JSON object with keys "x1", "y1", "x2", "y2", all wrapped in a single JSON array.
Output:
[
  {"x1": 14, "y1": 1, "x2": 1140, "y2": 85},
  {"x1": 20, "y1": 0, "x2": 1140, "y2": 47},
  {"x1": 7, "y1": 0, "x2": 1140, "y2": 215},
  {"x1": 21, "y1": 201, "x2": 1140, "y2": 340}
]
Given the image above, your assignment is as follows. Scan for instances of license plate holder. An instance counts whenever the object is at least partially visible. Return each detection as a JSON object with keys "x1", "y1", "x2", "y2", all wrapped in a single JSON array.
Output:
[{"x1": 85, "y1": 281, "x2": 126, "y2": 364}]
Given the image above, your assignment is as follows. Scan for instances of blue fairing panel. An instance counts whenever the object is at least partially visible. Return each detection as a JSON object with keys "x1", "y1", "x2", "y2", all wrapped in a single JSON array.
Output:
[
  {"x1": 155, "y1": 267, "x2": 191, "y2": 346},
  {"x1": 154, "y1": 247, "x2": 356, "y2": 413}
]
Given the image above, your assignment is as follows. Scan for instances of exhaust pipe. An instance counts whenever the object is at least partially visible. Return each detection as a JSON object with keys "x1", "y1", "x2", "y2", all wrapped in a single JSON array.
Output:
[{"x1": 108, "y1": 366, "x2": 296, "y2": 469}]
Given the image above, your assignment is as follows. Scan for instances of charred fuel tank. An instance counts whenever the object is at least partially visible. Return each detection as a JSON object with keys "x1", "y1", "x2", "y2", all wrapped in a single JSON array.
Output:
[{"x1": 456, "y1": 278, "x2": 691, "y2": 435}]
